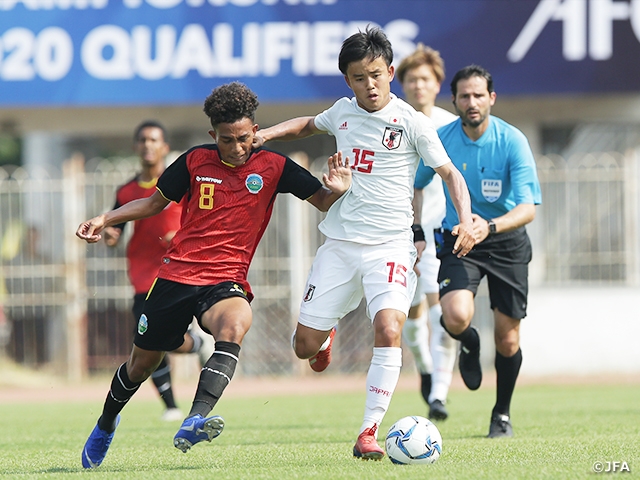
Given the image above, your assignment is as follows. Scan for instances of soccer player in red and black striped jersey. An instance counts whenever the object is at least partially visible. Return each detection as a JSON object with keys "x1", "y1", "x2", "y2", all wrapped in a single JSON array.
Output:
[
  {"x1": 103, "y1": 120, "x2": 211, "y2": 423},
  {"x1": 76, "y1": 82, "x2": 352, "y2": 469}
]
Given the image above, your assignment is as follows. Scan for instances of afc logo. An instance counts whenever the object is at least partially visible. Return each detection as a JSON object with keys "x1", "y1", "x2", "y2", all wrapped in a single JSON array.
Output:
[{"x1": 509, "y1": 0, "x2": 640, "y2": 62}]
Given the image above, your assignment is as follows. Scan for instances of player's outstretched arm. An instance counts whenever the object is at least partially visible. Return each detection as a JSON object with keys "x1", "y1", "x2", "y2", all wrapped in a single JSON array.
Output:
[
  {"x1": 434, "y1": 162, "x2": 474, "y2": 257},
  {"x1": 412, "y1": 188, "x2": 426, "y2": 263},
  {"x1": 76, "y1": 191, "x2": 170, "y2": 244},
  {"x1": 102, "y1": 226, "x2": 122, "y2": 247},
  {"x1": 323, "y1": 151, "x2": 351, "y2": 194},
  {"x1": 472, "y1": 204, "x2": 536, "y2": 243},
  {"x1": 253, "y1": 117, "x2": 320, "y2": 148},
  {"x1": 307, "y1": 152, "x2": 351, "y2": 212}
]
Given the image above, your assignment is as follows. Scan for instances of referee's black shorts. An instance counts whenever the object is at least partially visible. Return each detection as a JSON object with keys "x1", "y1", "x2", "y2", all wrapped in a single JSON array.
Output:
[
  {"x1": 437, "y1": 227, "x2": 532, "y2": 320},
  {"x1": 133, "y1": 278, "x2": 250, "y2": 352}
]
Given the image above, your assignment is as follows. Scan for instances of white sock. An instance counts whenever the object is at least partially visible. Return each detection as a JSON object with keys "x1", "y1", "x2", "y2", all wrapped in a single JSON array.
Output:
[
  {"x1": 402, "y1": 312, "x2": 432, "y2": 374},
  {"x1": 428, "y1": 303, "x2": 458, "y2": 404},
  {"x1": 318, "y1": 333, "x2": 331, "y2": 351},
  {"x1": 360, "y1": 347, "x2": 402, "y2": 436}
]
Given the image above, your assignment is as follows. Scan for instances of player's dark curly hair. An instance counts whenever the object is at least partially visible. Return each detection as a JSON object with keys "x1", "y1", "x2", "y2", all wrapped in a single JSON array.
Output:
[
  {"x1": 203, "y1": 82, "x2": 259, "y2": 127},
  {"x1": 338, "y1": 26, "x2": 393, "y2": 75}
]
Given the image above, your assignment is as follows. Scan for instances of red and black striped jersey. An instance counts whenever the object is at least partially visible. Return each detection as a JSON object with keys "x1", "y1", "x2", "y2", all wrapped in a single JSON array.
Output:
[
  {"x1": 113, "y1": 175, "x2": 183, "y2": 294},
  {"x1": 156, "y1": 145, "x2": 322, "y2": 298}
]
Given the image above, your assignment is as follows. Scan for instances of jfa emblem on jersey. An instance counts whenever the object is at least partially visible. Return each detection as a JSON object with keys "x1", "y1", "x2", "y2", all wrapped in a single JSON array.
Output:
[
  {"x1": 482, "y1": 179, "x2": 502, "y2": 203},
  {"x1": 382, "y1": 126, "x2": 403, "y2": 150},
  {"x1": 303, "y1": 284, "x2": 316, "y2": 302},
  {"x1": 246, "y1": 173, "x2": 263, "y2": 194}
]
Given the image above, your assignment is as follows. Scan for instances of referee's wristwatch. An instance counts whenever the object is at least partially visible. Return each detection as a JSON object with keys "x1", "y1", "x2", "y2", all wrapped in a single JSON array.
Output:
[{"x1": 487, "y1": 219, "x2": 497, "y2": 235}]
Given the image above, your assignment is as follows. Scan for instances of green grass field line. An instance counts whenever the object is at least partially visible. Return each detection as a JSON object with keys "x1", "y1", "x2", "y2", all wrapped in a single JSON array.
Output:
[{"x1": 0, "y1": 383, "x2": 638, "y2": 479}]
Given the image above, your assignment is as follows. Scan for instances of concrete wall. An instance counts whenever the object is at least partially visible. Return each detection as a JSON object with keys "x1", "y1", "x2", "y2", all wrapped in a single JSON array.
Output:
[{"x1": 520, "y1": 286, "x2": 640, "y2": 376}]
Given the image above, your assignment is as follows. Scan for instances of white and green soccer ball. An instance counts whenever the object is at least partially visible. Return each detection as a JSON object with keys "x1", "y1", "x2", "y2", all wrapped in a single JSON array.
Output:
[{"x1": 385, "y1": 415, "x2": 442, "y2": 465}]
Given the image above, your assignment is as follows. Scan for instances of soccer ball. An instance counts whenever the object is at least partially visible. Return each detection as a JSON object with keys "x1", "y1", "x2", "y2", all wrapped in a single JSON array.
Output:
[{"x1": 385, "y1": 415, "x2": 442, "y2": 465}]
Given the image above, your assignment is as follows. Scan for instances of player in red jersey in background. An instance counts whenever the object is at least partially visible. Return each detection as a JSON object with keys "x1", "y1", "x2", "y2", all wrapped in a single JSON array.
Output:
[
  {"x1": 103, "y1": 120, "x2": 212, "y2": 422},
  {"x1": 76, "y1": 82, "x2": 352, "y2": 469}
]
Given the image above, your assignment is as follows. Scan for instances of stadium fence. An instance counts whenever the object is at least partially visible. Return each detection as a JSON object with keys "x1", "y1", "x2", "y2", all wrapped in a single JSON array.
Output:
[{"x1": 0, "y1": 150, "x2": 638, "y2": 380}]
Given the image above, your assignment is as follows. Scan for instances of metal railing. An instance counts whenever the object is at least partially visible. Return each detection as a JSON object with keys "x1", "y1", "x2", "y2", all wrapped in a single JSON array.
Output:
[{"x1": 1, "y1": 149, "x2": 638, "y2": 378}]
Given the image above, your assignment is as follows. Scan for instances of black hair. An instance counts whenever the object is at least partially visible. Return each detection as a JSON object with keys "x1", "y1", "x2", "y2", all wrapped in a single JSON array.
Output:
[
  {"x1": 203, "y1": 82, "x2": 259, "y2": 127},
  {"x1": 133, "y1": 120, "x2": 167, "y2": 142},
  {"x1": 338, "y1": 26, "x2": 393, "y2": 75},
  {"x1": 450, "y1": 65, "x2": 494, "y2": 97}
]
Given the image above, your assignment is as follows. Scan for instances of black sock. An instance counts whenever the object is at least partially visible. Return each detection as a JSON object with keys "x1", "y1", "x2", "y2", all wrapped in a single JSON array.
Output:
[
  {"x1": 151, "y1": 356, "x2": 178, "y2": 410},
  {"x1": 189, "y1": 341, "x2": 240, "y2": 417},
  {"x1": 98, "y1": 363, "x2": 142, "y2": 432},
  {"x1": 493, "y1": 348, "x2": 522, "y2": 416},
  {"x1": 420, "y1": 373, "x2": 432, "y2": 404},
  {"x1": 440, "y1": 316, "x2": 480, "y2": 350}
]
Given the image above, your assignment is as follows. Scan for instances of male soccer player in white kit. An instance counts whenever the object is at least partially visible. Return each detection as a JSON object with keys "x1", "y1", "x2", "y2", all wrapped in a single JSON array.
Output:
[
  {"x1": 396, "y1": 45, "x2": 459, "y2": 421},
  {"x1": 255, "y1": 27, "x2": 474, "y2": 460}
]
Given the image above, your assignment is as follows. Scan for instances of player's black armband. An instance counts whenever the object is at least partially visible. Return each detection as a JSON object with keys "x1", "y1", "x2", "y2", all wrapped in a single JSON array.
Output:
[{"x1": 412, "y1": 224, "x2": 425, "y2": 243}]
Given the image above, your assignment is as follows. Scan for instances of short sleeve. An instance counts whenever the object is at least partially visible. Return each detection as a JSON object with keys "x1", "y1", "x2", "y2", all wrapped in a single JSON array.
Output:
[
  {"x1": 314, "y1": 97, "x2": 351, "y2": 136},
  {"x1": 413, "y1": 114, "x2": 451, "y2": 169},
  {"x1": 509, "y1": 132, "x2": 542, "y2": 206},
  {"x1": 277, "y1": 158, "x2": 322, "y2": 200},
  {"x1": 414, "y1": 163, "x2": 437, "y2": 190},
  {"x1": 156, "y1": 152, "x2": 191, "y2": 203}
]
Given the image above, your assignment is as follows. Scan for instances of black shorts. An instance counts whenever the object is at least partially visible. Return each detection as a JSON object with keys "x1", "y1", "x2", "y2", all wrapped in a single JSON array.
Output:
[
  {"x1": 437, "y1": 227, "x2": 532, "y2": 320},
  {"x1": 131, "y1": 293, "x2": 147, "y2": 335},
  {"x1": 134, "y1": 278, "x2": 250, "y2": 352}
]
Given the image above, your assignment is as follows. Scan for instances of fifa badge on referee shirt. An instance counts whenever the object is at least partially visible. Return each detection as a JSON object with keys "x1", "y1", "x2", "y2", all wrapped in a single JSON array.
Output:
[{"x1": 481, "y1": 179, "x2": 502, "y2": 203}]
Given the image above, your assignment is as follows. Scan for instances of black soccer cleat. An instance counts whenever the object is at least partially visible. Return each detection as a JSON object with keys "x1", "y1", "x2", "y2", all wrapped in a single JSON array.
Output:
[
  {"x1": 488, "y1": 412, "x2": 513, "y2": 438},
  {"x1": 458, "y1": 327, "x2": 482, "y2": 390},
  {"x1": 428, "y1": 399, "x2": 449, "y2": 421}
]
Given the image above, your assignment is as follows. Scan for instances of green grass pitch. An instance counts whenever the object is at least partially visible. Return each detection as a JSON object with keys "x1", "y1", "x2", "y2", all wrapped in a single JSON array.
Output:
[{"x1": 0, "y1": 381, "x2": 638, "y2": 479}]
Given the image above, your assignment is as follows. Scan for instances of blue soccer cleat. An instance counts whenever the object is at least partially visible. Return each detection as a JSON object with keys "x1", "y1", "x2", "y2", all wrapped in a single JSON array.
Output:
[
  {"x1": 173, "y1": 414, "x2": 225, "y2": 453},
  {"x1": 81, "y1": 415, "x2": 121, "y2": 469}
]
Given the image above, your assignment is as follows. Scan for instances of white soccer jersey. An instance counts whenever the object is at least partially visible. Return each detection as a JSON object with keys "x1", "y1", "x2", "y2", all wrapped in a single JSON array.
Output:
[
  {"x1": 314, "y1": 94, "x2": 451, "y2": 245},
  {"x1": 420, "y1": 106, "x2": 458, "y2": 230},
  {"x1": 430, "y1": 105, "x2": 458, "y2": 130}
]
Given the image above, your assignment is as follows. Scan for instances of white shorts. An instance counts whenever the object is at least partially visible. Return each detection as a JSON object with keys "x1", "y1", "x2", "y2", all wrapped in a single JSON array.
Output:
[
  {"x1": 298, "y1": 238, "x2": 418, "y2": 331},
  {"x1": 413, "y1": 176, "x2": 445, "y2": 307},
  {"x1": 411, "y1": 234, "x2": 440, "y2": 307}
]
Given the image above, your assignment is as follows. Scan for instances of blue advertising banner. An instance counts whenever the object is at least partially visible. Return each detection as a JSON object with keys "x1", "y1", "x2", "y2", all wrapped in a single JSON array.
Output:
[{"x1": 1, "y1": 0, "x2": 640, "y2": 106}]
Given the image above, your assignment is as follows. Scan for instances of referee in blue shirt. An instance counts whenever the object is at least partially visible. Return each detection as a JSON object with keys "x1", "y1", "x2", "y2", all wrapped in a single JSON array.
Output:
[{"x1": 414, "y1": 65, "x2": 542, "y2": 438}]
